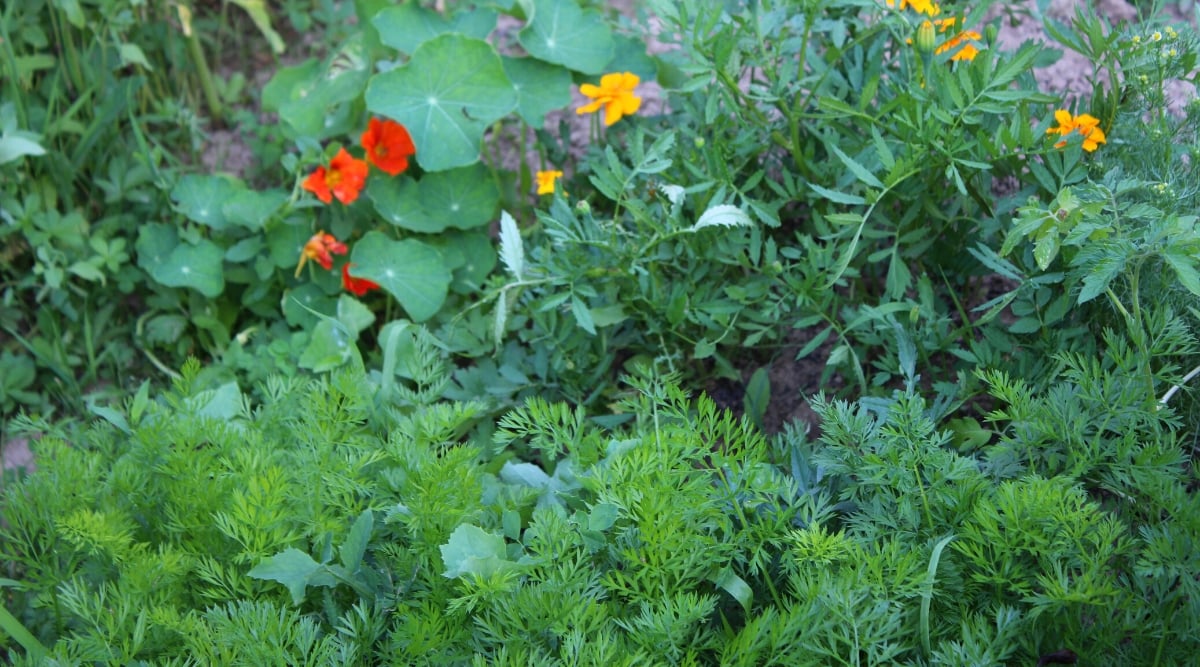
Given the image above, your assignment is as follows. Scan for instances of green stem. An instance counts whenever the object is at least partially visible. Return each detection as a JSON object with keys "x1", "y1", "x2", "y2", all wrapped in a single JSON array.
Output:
[
  {"x1": 0, "y1": 601, "x2": 50, "y2": 661},
  {"x1": 185, "y1": 24, "x2": 223, "y2": 124}
]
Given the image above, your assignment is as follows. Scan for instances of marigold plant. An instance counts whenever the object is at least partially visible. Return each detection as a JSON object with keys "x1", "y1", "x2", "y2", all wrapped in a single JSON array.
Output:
[
  {"x1": 1046, "y1": 109, "x2": 1107, "y2": 152},
  {"x1": 577, "y1": 72, "x2": 642, "y2": 126},
  {"x1": 536, "y1": 170, "x2": 564, "y2": 195}
]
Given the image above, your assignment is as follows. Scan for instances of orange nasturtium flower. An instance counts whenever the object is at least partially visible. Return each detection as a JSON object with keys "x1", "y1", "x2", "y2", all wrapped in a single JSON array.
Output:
[
  {"x1": 536, "y1": 170, "x2": 564, "y2": 195},
  {"x1": 577, "y1": 72, "x2": 642, "y2": 126},
  {"x1": 295, "y1": 231, "x2": 348, "y2": 277},
  {"x1": 302, "y1": 148, "x2": 368, "y2": 205},
  {"x1": 361, "y1": 118, "x2": 416, "y2": 176},
  {"x1": 1046, "y1": 110, "x2": 1107, "y2": 152},
  {"x1": 342, "y1": 263, "x2": 381, "y2": 296}
]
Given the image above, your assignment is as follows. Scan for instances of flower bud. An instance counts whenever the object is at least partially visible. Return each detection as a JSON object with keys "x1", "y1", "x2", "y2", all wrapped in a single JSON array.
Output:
[
  {"x1": 915, "y1": 20, "x2": 937, "y2": 54},
  {"x1": 985, "y1": 24, "x2": 998, "y2": 46}
]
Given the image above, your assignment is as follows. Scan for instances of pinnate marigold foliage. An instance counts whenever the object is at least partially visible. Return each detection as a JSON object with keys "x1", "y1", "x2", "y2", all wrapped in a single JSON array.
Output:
[
  {"x1": 1046, "y1": 109, "x2": 1107, "y2": 152},
  {"x1": 295, "y1": 231, "x2": 348, "y2": 277},
  {"x1": 302, "y1": 148, "x2": 368, "y2": 205},
  {"x1": 536, "y1": 170, "x2": 564, "y2": 195},
  {"x1": 341, "y1": 263, "x2": 381, "y2": 296},
  {"x1": 577, "y1": 72, "x2": 642, "y2": 126},
  {"x1": 361, "y1": 117, "x2": 416, "y2": 176}
]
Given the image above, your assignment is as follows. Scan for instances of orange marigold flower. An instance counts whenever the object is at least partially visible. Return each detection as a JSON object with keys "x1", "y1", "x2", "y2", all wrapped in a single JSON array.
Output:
[
  {"x1": 887, "y1": 0, "x2": 940, "y2": 16},
  {"x1": 576, "y1": 72, "x2": 642, "y2": 126},
  {"x1": 1046, "y1": 109, "x2": 1107, "y2": 152},
  {"x1": 295, "y1": 231, "x2": 348, "y2": 277},
  {"x1": 932, "y1": 18, "x2": 983, "y2": 62},
  {"x1": 536, "y1": 170, "x2": 564, "y2": 195},
  {"x1": 302, "y1": 148, "x2": 368, "y2": 205},
  {"x1": 342, "y1": 263, "x2": 381, "y2": 296},
  {"x1": 361, "y1": 118, "x2": 416, "y2": 176}
]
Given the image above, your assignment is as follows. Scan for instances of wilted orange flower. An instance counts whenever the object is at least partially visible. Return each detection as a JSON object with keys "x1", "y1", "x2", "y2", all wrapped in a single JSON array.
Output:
[
  {"x1": 295, "y1": 231, "x2": 348, "y2": 277},
  {"x1": 361, "y1": 118, "x2": 416, "y2": 176},
  {"x1": 302, "y1": 148, "x2": 368, "y2": 205},
  {"x1": 536, "y1": 170, "x2": 564, "y2": 195},
  {"x1": 932, "y1": 17, "x2": 983, "y2": 62},
  {"x1": 887, "y1": 0, "x2": 940, "y2": 16},
  {"x1": 1046, "y1": 110, "x2": 1107, "y2": 152},
  {"x1": 341, "y1": 263, "x2": 381, "y2": 296},
  {"x1": 577, "y1": 72, "x2": 642, "y2": 126}
]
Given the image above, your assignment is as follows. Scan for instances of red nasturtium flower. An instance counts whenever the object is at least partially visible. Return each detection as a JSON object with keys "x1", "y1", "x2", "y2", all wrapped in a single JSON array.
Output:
[
  {"x1": 295, "y1": 231, "x2": 348, "y2": 277},
  {"x1": 361, "y1": 118, "x2": 416, "y2": 176},
  {"x1": 302, "y1": 148, "x2": 368, "y2": 205},
  {"x1": 342, "y1": 263, "x2": 381, "y2": 296}
]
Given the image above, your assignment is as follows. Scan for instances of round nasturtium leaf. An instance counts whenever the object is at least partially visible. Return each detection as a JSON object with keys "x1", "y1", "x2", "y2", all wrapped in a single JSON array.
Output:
[
  {"x1": 171, "y1": 175, "x2": 239, "y2": 229},
  {"x1": 367, "y1": 177, "x2": 443, "y2": 233},
  {"x1": 418, "y1": 164, "x2": 499, "y2": 230},
  {"x1": 136, "y1": 223, "x2": 179, "y2": 274},
  {"x1": 518, "y1": 0, "x2": 614, "y2": 75},
  {"x1": 350, "y1": 231, "x2": 451, "y2": 322},
  {"x1": 372, "y1": 3, "x2": 498, "y2": 55},
  {"x1": 502, "y1": 56, "x2": 573, "y2": 126},
  {"x1": 283, "y1": 283, "x2": 336, "y2": 328},
  {"x1": 150, "y1": 239, "x2": 225, "y2": 297},
  {"x1": 365, "y1": 34, "x2": 518, "y2": 172},
  {"x1": 222, "y1": 189, "x2": 288, "y2": 231}
]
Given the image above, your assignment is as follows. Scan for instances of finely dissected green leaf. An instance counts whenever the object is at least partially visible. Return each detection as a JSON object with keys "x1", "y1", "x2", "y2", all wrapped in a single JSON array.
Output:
[
  {"x1": 248, "y1": 548, "x2": 337, "y2": 605},
  {"x1": 340, "y1": 510, "x2": 374, "y2": 572},
  {"x1": 440, "y1": 524, "x2": 512, "y2": 578},
  {"x1": 349, "y1": 232, "x2": 451, "y2": 322},
  {"x1": 418, "y1": 164, "x2": 499, "y2": 229},
  {"x1": 499, "y1": 211, "x2": 524, "y2": 280},
  {"x1": 502, "y1": 56, "x2": 573, "y2": 126},
  {"x1": 150, "y1": 240, "x2": 225, "y2": 297},
  {"x1": 372, "y1": 4, "x2": 497, "y2": 55},
  {"x1": 518, "y1": 0, "x2": 614, "y2": 74},
  {"x1": 367, "y1": 177, "x2": 442, "y2": 233},
  {"x1": 365, "y1": 35, "x2": 517, "y2": 172},
  {"x1": 692, "y1": 204, "x2": 753, "y2": 231},
  {"x1": 172, "y1": 175, "x2": 239, "y2": 229}
]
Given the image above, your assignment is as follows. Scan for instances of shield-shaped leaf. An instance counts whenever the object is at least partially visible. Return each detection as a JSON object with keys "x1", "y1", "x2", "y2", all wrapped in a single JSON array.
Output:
[
  {"x1": 367, "y1": 177, "x2": 444, "y2": 233},
  {"x1": 502, "y1": 56, "x2": 572, "y2": 126},
  {"x1": 150, "y1": 239, "x2": 225, "y2": 297},
  {"x1": 365, "y1": 34, "x2": 517, "y2": 172},
  {"x1": 171, "y1": 175, "x2": 238, "y2": 229},
  {"x1": 518, "y1": 0, "x2": 614, "y2": 75},
  {"x1": 350, "y1": 232, "x2": 451, "y2": 322},
  {"x1": 372, "y1": 4, "x2": 497, "y2": 55},
  {"x1": 419, "y1": 164, "x2": 499, "y2": 230}
]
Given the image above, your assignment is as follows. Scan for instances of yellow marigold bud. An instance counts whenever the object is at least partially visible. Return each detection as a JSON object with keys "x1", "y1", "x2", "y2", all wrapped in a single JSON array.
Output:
[{"x1": 915, "y1": 19, "x2": 937, "y2": 53}]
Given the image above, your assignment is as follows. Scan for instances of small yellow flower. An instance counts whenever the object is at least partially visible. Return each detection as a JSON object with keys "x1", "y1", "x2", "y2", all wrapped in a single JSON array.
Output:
[
  {"x1": 1165, "y1": 26, "x2": 1178, "y2": 39},
  {"x1": 1151, "y1": 30, "x2": 1163, "y2": 42},
  {"x1": 1046, "y1": 109, "x2": 1107, "y2": 152},
  {"x1": 886, "y1": 0, "x2": 941, "y2": 16},
  {"x1": 576, "y1": 72, "x2": 642, "y2": 126},
  {"x1": 536, "y1": 170, "x2": 564, "y2": 195},
  {"x1": 931, "y1": 18, "x2": 983, "y2": 62},
  {"x1": 1132, "y1": 35, "x2": 1141, "y2": 44}
]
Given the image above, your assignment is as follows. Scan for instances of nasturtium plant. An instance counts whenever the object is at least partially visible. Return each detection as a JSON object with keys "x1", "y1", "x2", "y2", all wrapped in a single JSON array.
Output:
[
  {"x1": 371, "y1": 3, "x2": 498, "y2": 55},
  {"x1": 517, "y1": 0, "x2": 615, "y2": 75},
  {"x1": 349, "y1": 231, "x2": 452, "y2": 322},
  {"x1": 365, "y1": 34, "x2": 518, "y2": 172}
]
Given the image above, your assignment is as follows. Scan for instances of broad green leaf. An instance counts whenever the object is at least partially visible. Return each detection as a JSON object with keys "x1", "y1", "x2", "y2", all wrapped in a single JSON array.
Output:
[
  {"x1": 171, "y1": 175, "x2": 238, "y2": 229},
  {"x1": 299, "y1": 319, "x2": 353, "y2": 372},
  {"x1": 188, "y1": 382, "x2": 244, "y2": 421},
  {"x1": 605, "y1": 33, "x2": 657, "y2": 81},
  {"x1": 502, "y1": 56, "x2": 573, "y2": 126},
  {"x1": 263, "y1": 36, "x2": 370, "y2": 138},
  {"x1": 350, "y1": 232, "x2": 451, "y2": 322},
  {"x1": 1033, "y1": 230, "x2": 1060, "y2": 270},
  {"x1": 433, "y1": 230, "x2": 496, "y2": 293},
  {"x1": 372, "y1": 4, "x2": 497, "y2": 54},
  {"x1": 340, "y1": 510, "x2": 374, "y2": 572},
  {"x1": 248, "y1": 548, "x2": 337, "y2": 605},
  {"x1": 283, "y1": 284, "x2": 336, "y2": 328},
  {"x1": 117, "y1": 43, "x2": 153, "y2": 70},
  {"x1": 518, "y1": 0, "x2": 614, "y2": 74},
  {"x1": 150, "y1": 240, "x2": 225, "y2": 297},
  {"x1": 571, "y1": 295, "x2": 595, "y2": 334},
  {"x1": 0, "y1": 135, "x2": 46, "y2": 164},
  {"x1": 712, "y1": 569, "x2": 753, "y2": 614},
  {"x1": 268, "y1": 222, "x2": 318, "y2": 269},
  {"x1": 440, "y1": 524, "x2": 512, "y2": 578},
  {"x1": 365, "y1": 34, "x2": 517, "y2": 172},
  {"x1": 1163, "y1": 249, "x2": 1200, "y2": 297},
  {"x1": 588, "y1": 503, "x2": 619, "y2": 531},
  {"x1": 229, "y1": 0, "x2": 286, "y2": 54},
  {"x1": 367, "y1": 177, "x2": 443, "y2": 232},
  {"x1": 419, "y1": 164, "x2": 499, "y2": 229},
  {"x1": 337, "y1": 294, "x2": 375, "y2": 335},
  {"x1": 222, "y1": 189, "x2": 288, "y2": 230}
]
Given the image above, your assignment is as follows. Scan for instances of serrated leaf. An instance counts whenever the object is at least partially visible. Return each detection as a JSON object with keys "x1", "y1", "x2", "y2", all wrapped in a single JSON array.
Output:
[
  {"x1": 518, "y1": 0, "x2": 614, "y2": 74},
  {"x1": 571, "y1": 295, "x2": 596, "y2": 335},
  {"x1": 828, "y1": 142, "x2": 883, "y2": 189},
  {"x1": 499, "y1": 211, "x2": 524, "y2": 279},
  {"x1": 692, "y1": 204, "x2": 752, "y2": 231},
  {"x1": 340, "y1": 510, "x2": 374, "y2": 572},
  {"x1": 365, "y1": 34, "x2": 517, "y2": 172},
  {"x1": 1163, "y1": 249, "x2": 1200, "y2": 297}
]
